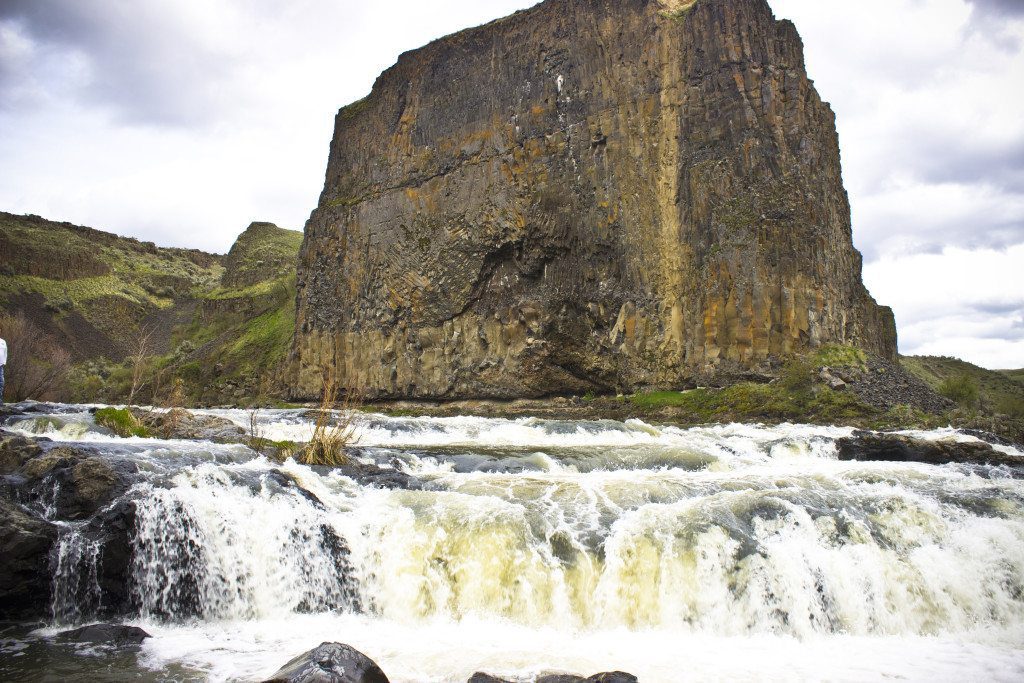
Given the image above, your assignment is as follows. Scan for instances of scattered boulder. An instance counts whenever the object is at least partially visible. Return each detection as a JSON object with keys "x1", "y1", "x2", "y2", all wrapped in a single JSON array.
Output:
[
  {"x1": 264, "y1": 642, "x2": 389, "y2": 683},
  {"x1": 55, "y1": 623, "x2": 151, "y2": 645},
  {"x1": 130, "y1": 408, "x2": 245, "y2": 442},
  {"x1": 836, "y1": 431, "x2": 1022, "y2": 467},
  {"x1": 0, "y1": 497, "x2": 58, "y2": 619},
  {"x1": 468, "y1": 675, "x2": 512, "y2": 683},
  {"x1": 0, "y1": 431, "x2": 43, "y2": 474}
]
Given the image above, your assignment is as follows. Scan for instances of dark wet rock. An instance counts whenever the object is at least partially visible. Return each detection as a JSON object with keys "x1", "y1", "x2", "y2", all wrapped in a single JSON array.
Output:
[
  {"x1": 837, "y1": 431, "x2": 1022, "y2": 467},
  {"x1": 264, "y1": 642, "x2": 389, "y2": 683},
  {"x1": 468, "y1": 674, "x2": 512, "y2": 683},
  {"x1": 266, "y1": 469, "x2": 325, "y2": 507},
  {"x1": 585, "y1": 674, "x2": 638, "y2": 683},
  {"x1": 129, "y1": 407, "x2": 245, "y2": 442},
  {"x1": 55, "y1": 623, "x2": 151, "y2": 645},
  {"x1": 88, "y1": 499, "x2": 138, "y2": 615},
  {"x1": 21, "y1": 446, "x2": 138, "y2": 521},
  {"x1": 312, "y1": 460, "x2": 422, "y2": 491},
  {"x1": 0, "y1": 497, "x2": 58, "y2": 619},
  {"x1": 0, "y1": 430, "x2": 42, "y2": 474},
  {"x1": 535, "y1": 676, "x2": 585, "y2": 683}
]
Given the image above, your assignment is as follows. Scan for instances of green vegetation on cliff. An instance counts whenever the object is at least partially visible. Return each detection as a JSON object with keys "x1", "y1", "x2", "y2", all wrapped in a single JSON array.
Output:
[{"x1": 124, "y1": 223, "x2": 302, "y2": 405}]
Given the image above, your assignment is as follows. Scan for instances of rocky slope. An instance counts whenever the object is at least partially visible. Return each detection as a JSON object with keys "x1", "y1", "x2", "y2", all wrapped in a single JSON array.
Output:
[{"x1": 290, "y1": 0, "x2": 896, "y2": 400}]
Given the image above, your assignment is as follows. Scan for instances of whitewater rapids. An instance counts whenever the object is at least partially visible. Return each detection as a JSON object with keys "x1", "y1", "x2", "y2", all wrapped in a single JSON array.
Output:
[{"x1": 6, "y1": 407, "x2": 1024, "y2": 682}]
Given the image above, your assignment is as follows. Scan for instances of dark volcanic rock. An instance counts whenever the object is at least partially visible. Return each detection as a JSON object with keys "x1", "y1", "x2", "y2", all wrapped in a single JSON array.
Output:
[
  {"x1": 87, "y1": 498, "x2": 139, "y2": 615},
  {"x1": 290, "y1": 0, "x2": 896, "y2": 400},
  {"x1": 468, "y1": 675, "x2": 512, "y2": 683},
  {"x1": 585, "y1": 674, "x2": 638, "y2": 683},
  {"x1": 0, "y1": 497, "x2": 58, "y2": 619},
  {"x1": 317, "y1": 460, "x2": 423, "y2": 491},
  {"x1": 468, "y1": 674, "x2": 513, "y2": 683},
  {"x1": 21, "y1": 445, "x2": 138, "y2": 521},
  {"x1": 55, "y1": 623, "x2": 151, "y2": 646},
  {"x1": 836, "y1": 431, "x2": 1021, "y2": 467},
  {"x1": 264, "y1": 642, "x2": 389, "y2": 683}
]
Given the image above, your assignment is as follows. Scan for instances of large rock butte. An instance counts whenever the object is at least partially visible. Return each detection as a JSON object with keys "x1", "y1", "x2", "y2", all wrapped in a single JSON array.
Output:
[{"x1": 290, "y1": 0, "x2": 896, "y2": 399}]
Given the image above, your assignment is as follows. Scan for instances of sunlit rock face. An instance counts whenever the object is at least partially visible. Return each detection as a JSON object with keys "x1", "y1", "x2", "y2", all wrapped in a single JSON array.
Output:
[{"x1": 290, "y1": 0, "x2": 896, "y2": 399}]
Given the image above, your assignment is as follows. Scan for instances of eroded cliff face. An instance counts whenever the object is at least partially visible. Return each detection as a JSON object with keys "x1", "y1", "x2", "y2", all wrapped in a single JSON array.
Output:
[{"x1": 290, "y1": 0, "x2": 896, "y2": 399}]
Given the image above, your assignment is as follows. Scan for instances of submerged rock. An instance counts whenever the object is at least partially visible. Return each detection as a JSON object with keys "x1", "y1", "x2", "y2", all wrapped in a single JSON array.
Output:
[
  {"x1": 0, "y1": 497, "x2": 58, "y2": 619},
  {"x1": 318, "y1": 460, "x2": 423, "y2": 491},
  {"x1": 55, "y1": 623, "x2": 151, "y2": 645},
  {"x1": 468, "y1": 675, "x2": 512, "y2": 683},
  {"x1": 836, "y1": 431, "x2": 1021, "y2": 467},
  {"x1": 264, "y1": 642, "x2": 389, "y2": 683}
]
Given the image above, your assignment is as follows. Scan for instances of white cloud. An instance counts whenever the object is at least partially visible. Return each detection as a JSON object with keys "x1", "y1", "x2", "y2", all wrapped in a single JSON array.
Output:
[
  {"x1": 0, "y1": 0, "x2": 540, "y2": 250},
  {"x1": 864, "y1": 245, "x2": 1024, "y2": 368}
]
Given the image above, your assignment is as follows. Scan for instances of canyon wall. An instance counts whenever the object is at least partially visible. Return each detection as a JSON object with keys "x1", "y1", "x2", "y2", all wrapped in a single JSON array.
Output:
[{"x1": 290, "y1": 0, "x2": 896, "y2": 399}]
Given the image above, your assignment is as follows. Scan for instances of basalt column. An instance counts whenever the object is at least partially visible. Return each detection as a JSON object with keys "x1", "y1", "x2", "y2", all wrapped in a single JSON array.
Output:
[{"x1": 289, "y1": 0, "x2": 897, "y2": 399}]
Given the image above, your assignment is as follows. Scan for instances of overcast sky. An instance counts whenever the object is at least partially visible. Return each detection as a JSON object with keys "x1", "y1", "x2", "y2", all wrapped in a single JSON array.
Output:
[{"x1": 1, "y1": 0, "x2": 1022, "y2": 369}]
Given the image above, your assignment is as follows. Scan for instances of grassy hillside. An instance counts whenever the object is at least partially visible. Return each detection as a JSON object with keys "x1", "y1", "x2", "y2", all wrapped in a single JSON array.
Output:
[
  {"x1": 0, "y1": 212, "x2": 223, "y2": 360},
  {"x1": 901, "y1": 355, "x2": 1024, "y2": 418},
  {"x1": 1, "y1": 212, "x2": 302, "y2": 405},
  {"x1": 1003, "y1": 369, "x2": 1024, "y2": 387}
]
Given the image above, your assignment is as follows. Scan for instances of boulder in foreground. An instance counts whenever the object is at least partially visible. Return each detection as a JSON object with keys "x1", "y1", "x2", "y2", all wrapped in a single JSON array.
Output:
[{"x1": 265, "y1": 642, "x2": 389, "y2": 683}]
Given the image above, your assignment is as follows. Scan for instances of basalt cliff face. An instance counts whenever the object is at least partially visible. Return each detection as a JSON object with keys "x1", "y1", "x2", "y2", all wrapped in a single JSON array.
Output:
[{"x1": 290, "y1": 0, "x2": 896, "y2": 399}]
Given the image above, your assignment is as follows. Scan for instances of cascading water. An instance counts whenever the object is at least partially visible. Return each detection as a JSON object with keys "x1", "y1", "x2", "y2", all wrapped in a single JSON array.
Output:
[{"x1": 6, "y1": 407, "x2": 1024, "y2": 681}]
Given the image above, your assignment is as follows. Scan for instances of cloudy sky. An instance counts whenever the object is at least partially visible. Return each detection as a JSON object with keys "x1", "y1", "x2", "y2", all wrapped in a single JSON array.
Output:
[{"x1": 1, "y1": 0, "x2": 1022, "y2": 368}]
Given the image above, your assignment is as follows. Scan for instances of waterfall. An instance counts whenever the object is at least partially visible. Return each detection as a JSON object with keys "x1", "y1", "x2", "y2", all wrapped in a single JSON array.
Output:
[{"x1": 21, "y1": 409, "x2": 1024, "y2": 681}]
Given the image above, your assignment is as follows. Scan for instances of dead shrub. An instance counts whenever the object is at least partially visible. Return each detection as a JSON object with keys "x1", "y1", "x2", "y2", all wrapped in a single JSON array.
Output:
[
  {"x1": 0, "y1": 312, "x2": 72, "y2": 402},
  {"x1": 299, "y1": 368, "x2": 358, "y2": 466}
]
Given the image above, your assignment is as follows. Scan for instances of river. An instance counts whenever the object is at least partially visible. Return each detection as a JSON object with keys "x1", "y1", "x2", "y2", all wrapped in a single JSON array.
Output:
[{"x1": 2, "y1": 406, "x2": 1023, "y2": 681}]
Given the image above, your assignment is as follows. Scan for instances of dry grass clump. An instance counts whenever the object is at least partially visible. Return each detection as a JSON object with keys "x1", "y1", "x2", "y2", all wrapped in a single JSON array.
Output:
[{"x1": 298, "y1": 369, "x2": 358, "y2": 466}]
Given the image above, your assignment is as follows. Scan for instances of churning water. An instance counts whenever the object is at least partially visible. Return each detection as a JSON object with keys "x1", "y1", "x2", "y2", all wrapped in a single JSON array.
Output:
[{"x1": 5, "y1": 407, "x2": 1024, "y2": 681}]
